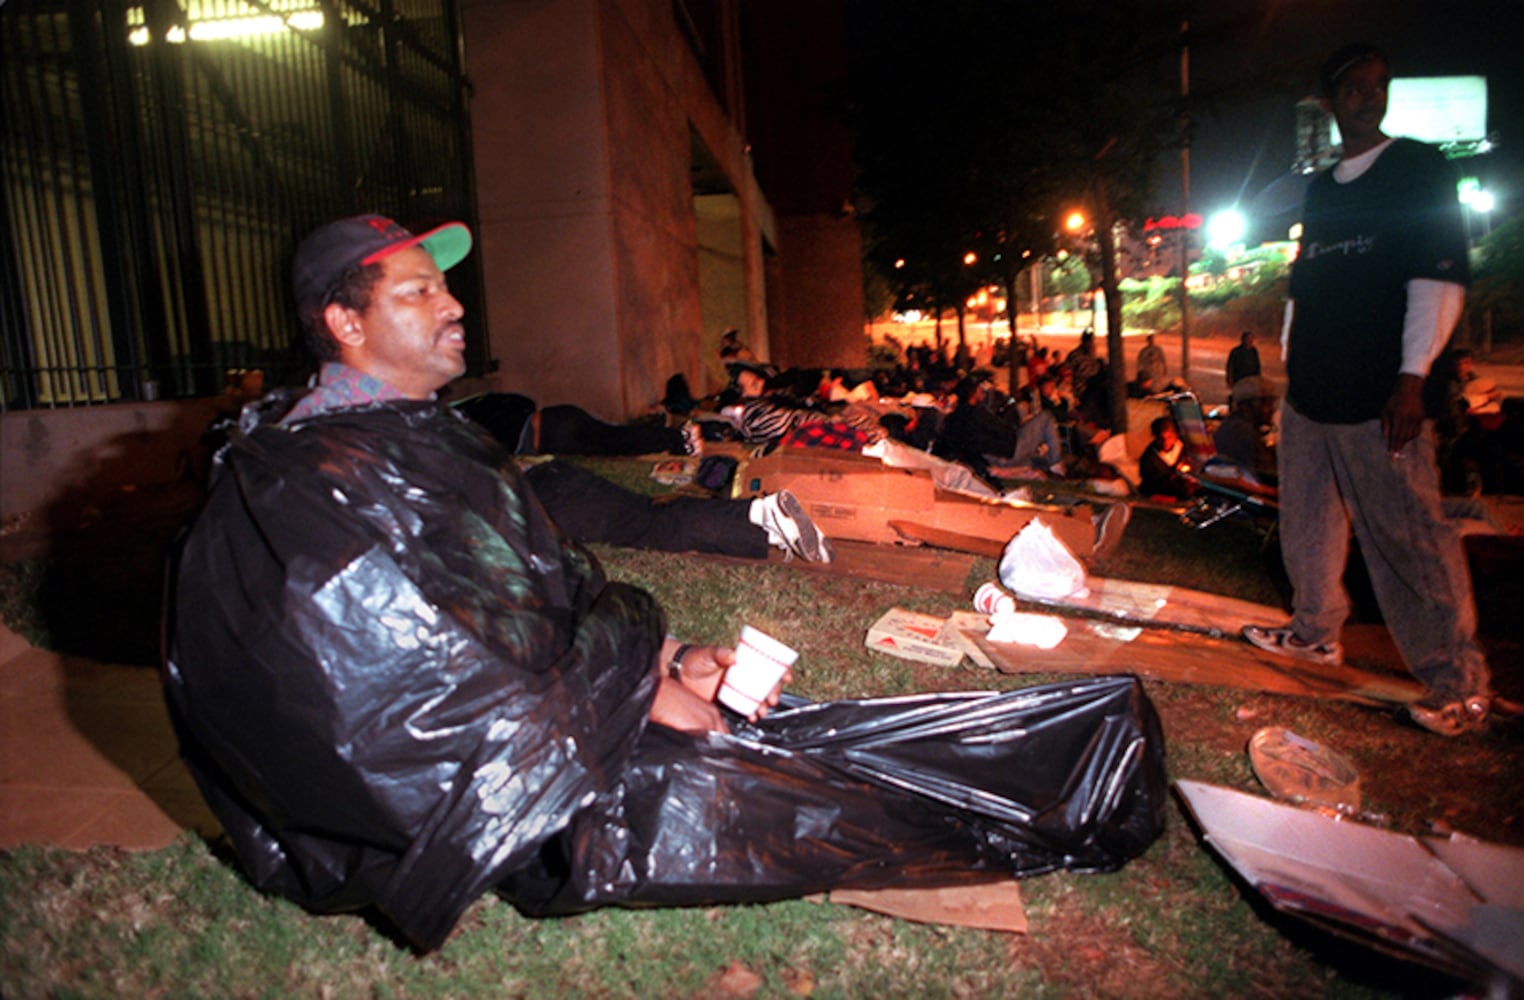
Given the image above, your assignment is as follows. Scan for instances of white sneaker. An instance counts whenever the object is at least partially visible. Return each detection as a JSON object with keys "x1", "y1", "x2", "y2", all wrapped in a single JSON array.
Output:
[
  {"x1": 1091, "y1": 502, "x2": 1131, "y2": 562},
  {"x1": 1407, "y1": 694, "x2": 1490, "y2": 737},
  {"x1": 754, "y1": 491, "x2": 834, "y2": 563},
  {"x1": 1242, "y1": 625, "x2": 1343, "y2": 666}
]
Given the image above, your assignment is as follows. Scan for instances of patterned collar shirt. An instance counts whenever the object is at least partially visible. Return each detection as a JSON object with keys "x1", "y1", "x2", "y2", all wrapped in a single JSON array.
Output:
[{"x1": 282, "y1": 362, "x2": 424, "y2": 423}]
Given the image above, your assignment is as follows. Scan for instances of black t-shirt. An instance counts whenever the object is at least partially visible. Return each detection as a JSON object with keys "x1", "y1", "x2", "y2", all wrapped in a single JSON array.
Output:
[{"x1": 1286, "y1": 138, "x2": 1469, "y2": 424}]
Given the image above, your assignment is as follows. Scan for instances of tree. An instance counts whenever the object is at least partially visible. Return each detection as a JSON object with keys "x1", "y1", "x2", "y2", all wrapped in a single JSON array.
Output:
[
  {"x1": 1469, "y1": 210, "x2": 1524, "y2": 342},
  {"x1": 1048, "y1": 255, "x2": 1092, "y2": 301},
  {"x1": 850, "y1": 0, "x2": 1187, "y2": 432}
]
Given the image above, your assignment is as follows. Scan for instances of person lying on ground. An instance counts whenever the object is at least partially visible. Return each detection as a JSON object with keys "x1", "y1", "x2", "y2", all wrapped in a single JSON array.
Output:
[
  {"x1": 719, "y1": 379, "x2": 887, "y2": 448},
  {"x1": 447, "y1": 382, "x2": 832, "y2": 558},
  {"x1": 515, "y1": 457, "x2": 832, "y2": 563},
  {"x1": 455, "y1": 390, "x2": 702, "y2": 458}
]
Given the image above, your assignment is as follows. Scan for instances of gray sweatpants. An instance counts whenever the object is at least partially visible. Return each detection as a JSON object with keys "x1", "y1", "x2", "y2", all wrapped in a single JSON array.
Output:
[{"x1": 1277, "y1": 401, "x2": 1491, "y2": 702}]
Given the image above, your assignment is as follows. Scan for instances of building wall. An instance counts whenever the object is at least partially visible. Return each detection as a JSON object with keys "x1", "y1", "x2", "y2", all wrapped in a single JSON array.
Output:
[
  {"x1": 775, "y1": 213, "x2": 866, "y2": 369},
  {"x1": 460, "y1": 0, "x2": 777, "y2": 419},
  {"x1": 695, "y1": 193, "x2": 750, "y2": 389},
  {"x1": 459, "y1": 0, "x2": 622, "y2": 415},
  {"x1": 1, "y1": 399, "x2": 224, "y2": 524},
  {"x1": 743, "y1": 1, "x2": 865, "y2": 370}
]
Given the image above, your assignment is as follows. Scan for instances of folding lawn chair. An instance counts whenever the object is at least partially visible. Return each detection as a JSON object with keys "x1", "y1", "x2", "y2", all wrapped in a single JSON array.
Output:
[{"x1": 1166, "y1": 391, "x2": 1279, "y2": 539}]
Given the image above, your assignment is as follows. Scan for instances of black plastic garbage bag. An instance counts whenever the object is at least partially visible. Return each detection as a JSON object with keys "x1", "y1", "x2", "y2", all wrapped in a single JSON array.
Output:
[
  {"x1": 165, "y1": 395, "x2": 1166, "y2": 952},
  {"x1": 509, "y1": 677, "x2": 1166, "y2": 915}
]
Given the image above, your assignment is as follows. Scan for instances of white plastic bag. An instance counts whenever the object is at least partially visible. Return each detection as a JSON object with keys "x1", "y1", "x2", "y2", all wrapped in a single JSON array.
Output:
[
  {"x1": 986, "y1": 609, "x2": 1068, "y2": 649},
  {"x1": 998, "y1": 517, "x2": 1088, "y2": 600}
]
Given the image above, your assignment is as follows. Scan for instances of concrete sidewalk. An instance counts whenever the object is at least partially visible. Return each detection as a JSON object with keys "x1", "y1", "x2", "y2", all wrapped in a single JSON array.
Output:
[{"x1": 0, "y1": 622, "x2": 219, "y2": 851}]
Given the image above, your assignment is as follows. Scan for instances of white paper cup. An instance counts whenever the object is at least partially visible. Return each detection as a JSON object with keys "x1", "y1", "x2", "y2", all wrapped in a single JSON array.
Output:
[
  {"x1": 719, "y1": 625, "x2": 798, "y2": 716},
  {"x1": 973, "y1": 581, "x2": 1015, "y2": 616}
]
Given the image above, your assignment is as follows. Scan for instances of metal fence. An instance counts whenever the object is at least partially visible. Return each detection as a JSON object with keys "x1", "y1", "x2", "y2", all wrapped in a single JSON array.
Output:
[{"x1": 0, "y1": 0, "x2": 481, "y2": 410}]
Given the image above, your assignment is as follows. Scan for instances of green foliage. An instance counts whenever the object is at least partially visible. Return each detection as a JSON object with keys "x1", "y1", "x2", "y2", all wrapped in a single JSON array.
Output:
[
  {"x1": 1047, "y1": 256, "x2": 1092, "y2": 299},
  {"x1": 1120, "y1": 275, "x2": 1181, "y2": 332},
  {"x1": 1116, "y1": 256, "x2": 1289, "y2": 338},
  {"x1": 1192, "y1": 253, "x2": 1289, "y2": 309},
  {"x1": 1470, "y1": 210, "x2": 1524, "y2": 335},
  {"x1": 1197, "y1": 246, "x2": 1231, "y2": 278},
  {"x1": 1190, "y1": 294, "x2": 1288, "y2": 344}
]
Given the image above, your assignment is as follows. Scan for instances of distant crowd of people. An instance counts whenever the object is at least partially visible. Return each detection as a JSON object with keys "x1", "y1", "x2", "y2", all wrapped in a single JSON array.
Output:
[
  {"x1": 455, "y1": 318, "x2": 1509, "y2": 511},
  {"x1": 643, "y1": 327, "x2": 1204, "y2": 492}
]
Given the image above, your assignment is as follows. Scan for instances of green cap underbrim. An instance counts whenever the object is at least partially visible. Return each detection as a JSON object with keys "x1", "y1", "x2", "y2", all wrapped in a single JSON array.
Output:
[{"x1": 417, "y1": 222, "x2": 473, "y2": 272}]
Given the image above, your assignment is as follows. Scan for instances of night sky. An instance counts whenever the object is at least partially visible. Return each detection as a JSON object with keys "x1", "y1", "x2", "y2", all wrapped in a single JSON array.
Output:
[{"x1": 1173, "y1": 0, "x2": 1524, "y2": 233}]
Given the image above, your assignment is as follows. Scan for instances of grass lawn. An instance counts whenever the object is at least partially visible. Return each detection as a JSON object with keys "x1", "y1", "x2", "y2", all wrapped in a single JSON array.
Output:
[{"x1": 2, "y1": 457, "x2": 1519, "y2": 998}]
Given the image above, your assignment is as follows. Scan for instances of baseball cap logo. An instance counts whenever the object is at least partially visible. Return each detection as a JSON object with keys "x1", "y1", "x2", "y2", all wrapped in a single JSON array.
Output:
[{"x1": 367, "y1": 217, "x2": 405, "y2": 239}]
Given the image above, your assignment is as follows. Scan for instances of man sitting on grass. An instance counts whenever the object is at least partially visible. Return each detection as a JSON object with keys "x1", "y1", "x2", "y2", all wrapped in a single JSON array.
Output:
[{"x1": 164, "y1": 214, "x2": 1165, "y2": 952}]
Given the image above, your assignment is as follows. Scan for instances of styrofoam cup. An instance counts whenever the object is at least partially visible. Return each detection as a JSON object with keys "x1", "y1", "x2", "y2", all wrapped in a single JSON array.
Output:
[
  {"x1": 973, "y1": 581, "x2": 1016, "y2": 616},
  {"x1": 719, "y1": 625, "x2": 798, "y2": 715}
]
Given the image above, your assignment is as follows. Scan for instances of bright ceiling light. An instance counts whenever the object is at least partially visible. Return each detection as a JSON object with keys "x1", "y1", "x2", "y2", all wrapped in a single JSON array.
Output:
[{"x1": 127, "y1": 8, "x2": 324, "y2": 45}]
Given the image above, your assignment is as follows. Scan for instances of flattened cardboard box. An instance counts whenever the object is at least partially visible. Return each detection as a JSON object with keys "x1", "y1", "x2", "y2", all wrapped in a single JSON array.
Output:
[
  {"x1": 1176, "y1": 780, "x2": 1524, "y2": 987},
  {"x1": 744, "y1": 450, "x2": 1095, "y2": 557},
  {"x1": 865, "y1": 607, "x2": 966, "y2": 666},
  {"x1": 944, "y1": 610, "x2": 997, "y2": 669}
]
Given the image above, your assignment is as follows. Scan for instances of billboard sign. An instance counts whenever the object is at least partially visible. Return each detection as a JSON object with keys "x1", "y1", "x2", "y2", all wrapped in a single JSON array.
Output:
[{"x1": 1330, "y1": 76, "x2": 1488, "y2": 148}]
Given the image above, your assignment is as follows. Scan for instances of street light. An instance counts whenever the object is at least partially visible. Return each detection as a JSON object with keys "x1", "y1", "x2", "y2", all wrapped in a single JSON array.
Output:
[
  {"x1": 1459, "y1": 178, "x2": 1495, "y2": 239},
  {"x1": 1206, "y1": 209, "x2": 1246, "y2": 250},
  {"x1": 1064, "y1": 211, "x2": 1087, "y2": 234},
  {"x1": 1458, "y1": 180, "x2": 1496, "y2": 352}
]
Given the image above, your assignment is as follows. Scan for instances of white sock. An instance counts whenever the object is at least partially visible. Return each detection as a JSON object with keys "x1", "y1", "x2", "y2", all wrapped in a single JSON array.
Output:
[{"x1": 748, "y1": 497, "x2": 767, "y2": 527}]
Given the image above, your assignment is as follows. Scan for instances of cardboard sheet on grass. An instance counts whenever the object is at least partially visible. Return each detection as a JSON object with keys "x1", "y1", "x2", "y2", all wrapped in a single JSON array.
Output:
[
  {"x1": 744, "y1": 449, "x2": 1097, "y2": 557},
  {"x1": 1013, "y1": 575, "x2": 1289, "y2": 639},
  {"x1": 830, "y1": 880, "x2": 1027, "y2": 932},
  {"x1": 1177, "y1": 780, "x2": 1524, "y2": 989},
  {"x1": 973, "y1": 546, "x2": 1420, "y2": 705},
  {"x1": 788, "y1": 538, "x2": 976, "y2": 595},
  {"x1": 971, "y1": 617, "x2": 1423, "y2": 706},
  {"x1": 857, "y1": 569, "x2": 1424, "y2": 705}
]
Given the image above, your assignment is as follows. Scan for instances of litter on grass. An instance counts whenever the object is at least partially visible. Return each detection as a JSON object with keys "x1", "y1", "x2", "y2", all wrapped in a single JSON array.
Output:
[
  {"x1": 1177, "y1": 780, "x2": 1524, "y2": 991},
  {"x1": 1247, "y1": 726, "x2": 1361, "y2": 815}
]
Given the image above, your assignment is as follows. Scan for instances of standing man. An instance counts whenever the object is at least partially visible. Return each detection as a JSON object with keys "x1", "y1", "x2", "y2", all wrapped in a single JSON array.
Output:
[
  {"x1": 1135, "y1": 333, "x2": 1168, "y2": 389},
  {"x1": 1225, "y1": 331, "x2": 1261, "y2": 388},
  {"x1": 1242, "y1": 44, "x2": 1492, "y2": 736}
]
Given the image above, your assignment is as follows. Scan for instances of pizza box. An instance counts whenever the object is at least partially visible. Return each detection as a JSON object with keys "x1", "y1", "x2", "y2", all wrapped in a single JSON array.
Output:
[{"x1": 865, "y1": 607, "x2": 966, "y2": 667}]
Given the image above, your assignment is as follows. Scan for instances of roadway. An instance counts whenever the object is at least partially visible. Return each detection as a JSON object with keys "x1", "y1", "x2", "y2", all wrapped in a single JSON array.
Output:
[
  {"x1": 870, "y1": 319, "x2": 1523, "y2": 407},
  {"x1": 872, "y1": 319, "x2": 1279, "y2": 408}
]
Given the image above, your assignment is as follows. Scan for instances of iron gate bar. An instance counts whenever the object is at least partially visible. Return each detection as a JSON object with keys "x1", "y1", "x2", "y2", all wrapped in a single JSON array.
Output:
[{"x1": 0, "y1": 0, "x2": 480, "y2": 410}]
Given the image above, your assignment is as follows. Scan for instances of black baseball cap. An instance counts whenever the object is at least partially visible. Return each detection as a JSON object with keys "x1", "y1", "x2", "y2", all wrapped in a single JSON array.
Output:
[
  {"x1": 292, "y1": 214, "x2": 473, "y2": 323},
  {"x1": 1319, "y1": 43, "x2": 1388, "y2": 98}
]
